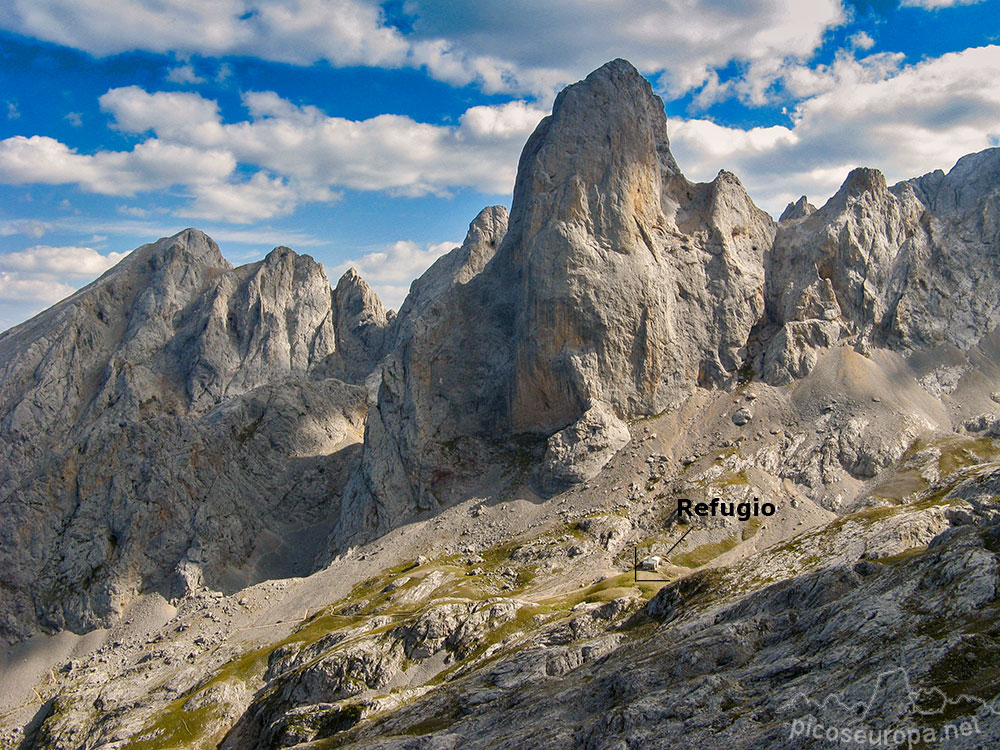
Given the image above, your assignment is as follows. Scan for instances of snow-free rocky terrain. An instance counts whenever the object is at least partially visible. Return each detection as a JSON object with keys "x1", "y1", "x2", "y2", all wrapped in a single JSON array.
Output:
[{"x1": 3, "y1": 58, "x2": 1000, "y2": 749}]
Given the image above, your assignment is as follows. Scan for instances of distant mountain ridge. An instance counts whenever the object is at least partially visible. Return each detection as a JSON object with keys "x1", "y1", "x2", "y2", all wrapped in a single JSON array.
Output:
[{"x1": 0, "y1": 230, "x2": 388, "y2": 639}]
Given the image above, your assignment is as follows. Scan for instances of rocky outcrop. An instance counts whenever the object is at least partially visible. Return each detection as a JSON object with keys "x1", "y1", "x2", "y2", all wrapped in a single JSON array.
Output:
[
  {"x1": 0, "y1": 229, "x2": 381, "y2": 640},
  {"x1": 339, "y1": 59, "x2": 774, "y2": 540},
  {"x1": 539, "y1": 402, "x2": 630, "y2": 491},
  {"x1": 886, "y1": 147, "x2": 1000, "y2": 350},
  {"x1": 764, "y1": 148, "x2": 1000, "y2": 384},
  {"x1": 778, "y1": 195, "x2": 816, "y2": 221},
  {"x1": 330, "y1": 268, "x2": 395, "y2": 385},
  {"x1": 392, "y1": 205, "x2": 508, "y2": 335}
]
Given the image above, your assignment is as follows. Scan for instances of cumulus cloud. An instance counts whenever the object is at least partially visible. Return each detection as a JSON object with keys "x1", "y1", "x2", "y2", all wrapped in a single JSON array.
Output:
[
  {"x1": 667, "y1": 45, "x2": 1000, "y2": 216},
  {"x1": 405, "y1": 0, "x2": 845, "y2": 98},
  {"x1": 183, "y1": 173, "x2": 340, "y2": 224},
  {"x1": 848, "y1": 31, "x2": 876, "y2": 51},
  {"x1": 165, "y1": 63, "x2": 205, "y2": 84},
  {"x1": 0, "y1": 272, "x2": 75, "y2": 303},
  {"x1": 333, "y1": 239, "x2": 459, "y2": 309},
  {"x1": 114, "y1": 89, "x2": 545, "y2": 195},
  {"x1": 900, "y1": 0, "x2": 984, "y2": 8},
  {"x1": 100, "y1": 86, "x2": 224, "y2": 142},
  {"x1": 0, "y1": 0, "x2": 846, "y2": 98},
  {"x1": 0, "y1": 88, "x2": 546, "y2": 222},
  {"x1": 0, "y1": 135, "x2": 235, "y2": 195},
  {"x1": 0, "y1": 0, "x2": 408, "y2": 66},
  {"x1": 0, "y1": 244, "x2": 129, "y2": 277}
]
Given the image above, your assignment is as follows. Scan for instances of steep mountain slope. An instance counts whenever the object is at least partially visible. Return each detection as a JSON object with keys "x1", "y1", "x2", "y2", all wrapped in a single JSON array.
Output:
[
  {"x1": 0, "y1": 231, "x2": 387, "y2": 641},
  {"x1": 3, "y1": 58, "x2": 1000, "y2": 750},
  {"x1": 339, "y1": 59, "x2": 774, "y2": 543},
  {"x1": 764, "y1": 149, "x2": 1000, "y2": 386}
]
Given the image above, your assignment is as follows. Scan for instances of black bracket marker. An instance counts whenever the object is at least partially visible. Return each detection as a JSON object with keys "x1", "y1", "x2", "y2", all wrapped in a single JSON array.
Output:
[{"x1": 634, "y1": 525, "x2": 692, "y2": 583}]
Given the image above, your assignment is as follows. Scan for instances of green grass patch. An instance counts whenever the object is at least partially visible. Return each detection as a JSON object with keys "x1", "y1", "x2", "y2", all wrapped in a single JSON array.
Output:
[
  {"x1": 938, "y1": 436, "x2": 1000, "y2": 478},
  {"x1": 122, "y1": 701, "x2": 225, "y2": 750},
  {"x1": 922, "y1": 630, "x2": 1000, "y2": 725},
  {"x1": 741, "y1": 518, "x2": 762, "y2": 542},
  {"x1": 671, "y1": 530, "x2": 743, "y2": 569},
  {"x1": 873, "y1": 546, "x2": 928, "y2": 565},
  {"x1": 396, "y1": 703, "x2": 463, "y2": 737}
]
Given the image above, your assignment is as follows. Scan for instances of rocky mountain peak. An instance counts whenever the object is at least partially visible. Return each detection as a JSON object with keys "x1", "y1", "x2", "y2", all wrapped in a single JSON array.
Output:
[
  {"x1": 921, "y1": 146, "x2": 1000, "y2": 215},
  {"x1": 393, "y1": 206, "x2": 509, "y2": 336},
  {"x1": 0, "y1": 229, "x2": 391, "y2": 640},
  {"x1": 461, "y1": 205, "x2": 508, "y2": 277},
  {"x1": 779, "y1": 195, "x2": 817, "y2": 221},
  {"x1": 835, "y1": 166, "x2": 888, "y2": 202},
  {"x1": 263, "y1": 245, "x2": 300, "y2": 264},
  {"x1": 334, "y1": 267, "x2": 384, "y2": 320},
  {"x1": 331, "y1": 267, "x2": 393, "y2": 383},
  {"x1": 338, "y1": 59, "x2": 774, "y2": 540},
  {"x1": 504, "y1": 59, "x2": 678, "y2": 263},
  {"x1": 126, "y1": 227, "x2": 230, "y2": 278}
]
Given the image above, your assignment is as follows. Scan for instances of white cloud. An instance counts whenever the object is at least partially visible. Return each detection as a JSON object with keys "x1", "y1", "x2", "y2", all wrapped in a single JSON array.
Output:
[
  {"x1": 0, "y1": 88, "x2": 547, "y2": 223},
  {"x1": 403, "y1": 0, "x2": 845, "y2": 97},
  {"x1": 900, "y1": 0, "x2": 983, "y2": 8},
  {"x1": 0, "y1": 245, "x2": 129, "y2": 277},
  {"x1": 64, "y1": 111, "x2": 83, "y2": 127},
  {"x1": 849, "y1": 31, "x2": 875, "y2": 51},
  {"x1": 0, "y1": 271, "x2": 74, "y2": 303},
  {"x1": 183, "y1": 172, "x2": 339, "y2": 224},
  {"x1": 99, "y1": 86, "x2": 224, "y2": 142},
  {"x1": 333, "y1": 239, "x2": 459, "y2": 309},
  {"x1": 0, "y1": 0, "x2": 409, "y2": 66},
  {"x1": 0, "y1": 245, "x2": 120, "y2": 319},
  {"x1": 0, "y1": 0, "x2": 847, "y2": 98},
  {"x1": 667, "y1": 45, "x2": 1000, "y2": 216},
  {"x1": 730, "y1": 47, "x2": 905, "y2": 107},
  {"x1": 0, "y1": 219, "x2": 49, "y2": 238},
  {"x1": 668, "y1": 119, "x2": 799, "y2": 168},
  {"x1": 458, "y1": 100, "x2": 546, "y2": 137},
  {"x1": 215, "y1": 63, "x2": 233, "y2": 82},
  {"x1": 0, "y1": 135, "x2": 235, "y2": 195},
  {"x1": 106, "y1": 88, "x2": 546, "y2": 196},
  {"x1": 165, "y1": 63, "x2": 205, "y2": 84}
]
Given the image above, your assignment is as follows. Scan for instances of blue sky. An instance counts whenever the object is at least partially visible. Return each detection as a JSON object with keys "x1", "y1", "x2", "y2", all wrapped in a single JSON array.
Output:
[{"x1": 0, "y1": 0, "x2": 998, "y2": 331}]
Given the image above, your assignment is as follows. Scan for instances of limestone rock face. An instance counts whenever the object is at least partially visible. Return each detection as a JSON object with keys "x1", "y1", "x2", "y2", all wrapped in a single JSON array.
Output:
[
  {"x1": 778, "y1": 195, "x2": 816, "y2": 221},
  {"x1": 500, "y1": 60, "x2": 771, "y2": 432},
  {"x1": 886, "y1": 147, "x2": 1000, "y2": 350},
  {"x1": 176, "y1": 245, "x2": 339, "y2": 410},
  {"x1": 0, "y1": 229, "x2": 376, "y2": 640},
  {"x1": 539, "y1": 402, "x2": 630, "y2": 491},
  {"x1": 339, "y1": 59, "x2": 774, "y2": 540},
  {"x1": 331, "y1": 268, "x2": 394, "y2": 384},
  {"x1": 393, "y1": 205, "x2": 508, "y2": 334},
  {"x1": 764, "y1": 148, "x2": 1000, "y2": 383}
]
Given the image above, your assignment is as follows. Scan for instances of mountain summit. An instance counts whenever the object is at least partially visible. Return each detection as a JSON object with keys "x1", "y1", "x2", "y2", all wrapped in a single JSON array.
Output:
[
  {"x1": 339, "y1": 58, "x2": 773, "y2": 538},
  {"x1": 0, "y1": 229, "x2": 381, "y2": 639}
]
